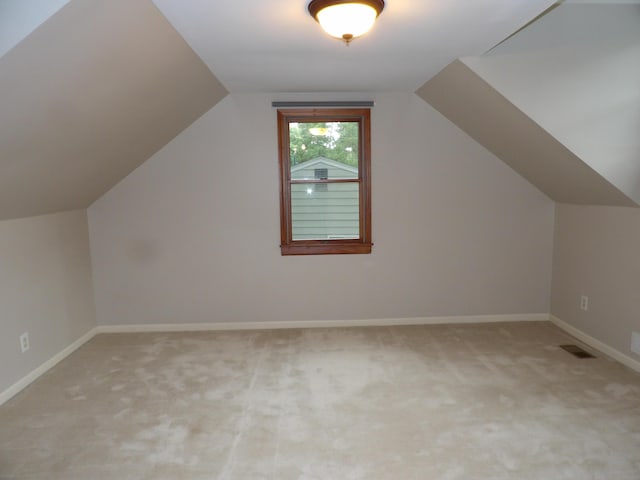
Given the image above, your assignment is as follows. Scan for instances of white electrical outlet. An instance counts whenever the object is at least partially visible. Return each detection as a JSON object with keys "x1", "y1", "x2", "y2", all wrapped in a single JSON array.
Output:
[
  {"x1": 632, "y1": 332, "x2": 640, "y2": 355},
  {"x1": 19, "y1": 332, "x2": 29, "y2": 353},
  {"x1": 580, "y1": 295, "x2": 589, "y2": 311}
]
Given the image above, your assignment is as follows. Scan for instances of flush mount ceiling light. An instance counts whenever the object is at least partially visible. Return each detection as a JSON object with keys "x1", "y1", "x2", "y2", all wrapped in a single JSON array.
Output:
[{"x1": 308, "y1": 0, "x2": 385, "y2": 45}]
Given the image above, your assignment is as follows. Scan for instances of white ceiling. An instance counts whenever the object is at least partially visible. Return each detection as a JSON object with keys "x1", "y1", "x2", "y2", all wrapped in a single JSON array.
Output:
[
  {"x1": 151, "y1": 0, "x2": 558, "y2": 92},
  {"x1": 0, "y1": 0, "x2": 559, "y2": 92}
]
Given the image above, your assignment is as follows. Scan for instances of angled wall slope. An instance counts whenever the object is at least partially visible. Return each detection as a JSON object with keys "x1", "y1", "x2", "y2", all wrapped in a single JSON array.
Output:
[
  {"x1": 416, "y1": 59, "x2": 634, "y2": 206},
  {"x1": 417, "y1": 2, "x2": 640, "y2": 207},
  {"x1": 0, "y1": 0, "x2": 228, "y2": 220}
]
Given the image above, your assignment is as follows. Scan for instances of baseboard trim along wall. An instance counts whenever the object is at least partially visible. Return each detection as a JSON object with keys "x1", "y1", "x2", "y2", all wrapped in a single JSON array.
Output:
[
  {"x1": 0, "y1": 313, "x2": 546, "y2": 405},
  {"x1": 0, "y1": 328, "x2": 96, "y2": 406},
  {"x1": 550, "y1": 315, "x2": 640, "y2": 374},
  {"x1": 94, "y1": 313, "x2": 549, "y2": 334},
  {"x1": 4, "y1": 313, "x2": 637, "y2": 406}
]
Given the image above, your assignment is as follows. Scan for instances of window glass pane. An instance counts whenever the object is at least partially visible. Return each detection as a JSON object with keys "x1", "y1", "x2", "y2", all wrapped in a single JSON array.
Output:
[
  {"x1": 291, "y1": 182, "x2": 360, "y2": 240},
  {"x1": 289, "y1": 122, "x2": 358, "y2": 180}
]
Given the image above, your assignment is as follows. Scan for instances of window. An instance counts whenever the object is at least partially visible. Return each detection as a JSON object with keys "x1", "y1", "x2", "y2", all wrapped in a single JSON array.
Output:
[
  {"x1": 314, "y1": 168, "x2": 328, "y2": 192},
  {"x1": 277, "y1": 108, "x2": 372, "y2": 255}
]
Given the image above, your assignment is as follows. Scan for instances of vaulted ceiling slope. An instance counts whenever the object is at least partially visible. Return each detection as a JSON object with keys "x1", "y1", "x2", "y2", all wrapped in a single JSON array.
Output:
[
  {"x1": 417, "y1": 2, "x2": 640, "y2": 207},
  {"x1": 417, "y1": 60, "x2": 635, "y2": 206},
  {"x1": 0, "y1": 0, "x2": 560, "y2": 221},
  {"x1": 0, "y1": 0, "x2": 228, "y2": 220}
]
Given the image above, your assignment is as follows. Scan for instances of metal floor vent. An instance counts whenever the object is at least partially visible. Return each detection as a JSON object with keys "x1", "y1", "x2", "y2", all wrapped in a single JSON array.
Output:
[{"x1": 560, "y1": 344, "x2": 596, "y2": 359}]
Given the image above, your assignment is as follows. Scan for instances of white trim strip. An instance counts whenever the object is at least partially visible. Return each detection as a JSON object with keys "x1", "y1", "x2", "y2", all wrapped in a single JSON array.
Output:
[
  {"x1": 550, "y1": 315, "x2": 640, "y2": 374},
  {"x1": 95, "y1": 314, "x2": 549, "y2": 334},
  {"x1": 0, "y1": 314, "x2": 549, "y2": 405},
  {"x1": 5, "y1": 314, "x2": 638, "y2": 407},
  {"x1": 0, "y1": 328, "x2": 98, "y2": 406}
]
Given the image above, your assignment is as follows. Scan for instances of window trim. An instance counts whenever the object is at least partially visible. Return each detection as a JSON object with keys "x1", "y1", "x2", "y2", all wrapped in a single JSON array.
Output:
[{"x1": 277, "y1": 108, "x2": 372, "y2": 255}]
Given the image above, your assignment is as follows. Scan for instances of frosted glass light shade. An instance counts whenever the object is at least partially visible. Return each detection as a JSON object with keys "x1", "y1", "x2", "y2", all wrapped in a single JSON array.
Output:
[
  {"x1": 308, "y1": 0, "x2": 385, "y2": 44},
  {"x1": 318, "y1": 4, "x2": 377, "y2": 39}
]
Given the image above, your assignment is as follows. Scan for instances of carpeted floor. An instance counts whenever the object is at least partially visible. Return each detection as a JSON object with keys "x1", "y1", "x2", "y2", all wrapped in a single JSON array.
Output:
[{"x1": 1, "y1": 322, "x2": 639, "y2": 479}]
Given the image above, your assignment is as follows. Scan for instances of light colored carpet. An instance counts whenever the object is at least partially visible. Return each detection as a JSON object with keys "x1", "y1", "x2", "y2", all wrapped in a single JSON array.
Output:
[{"x1": 1, "y1": 322, "x2": 639, "y2": 479}]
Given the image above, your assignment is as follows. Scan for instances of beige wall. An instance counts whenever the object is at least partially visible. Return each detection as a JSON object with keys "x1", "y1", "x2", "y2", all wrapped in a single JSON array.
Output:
[
  {"x1": 88, "y1": 92, "x2": 555, "y2": 326},
  {"x1": 0, "y1": 210, "x2": 96, "y2": 394},
  {"x1": 552, "y1": 204, "x2": 640, "y2": 361}
]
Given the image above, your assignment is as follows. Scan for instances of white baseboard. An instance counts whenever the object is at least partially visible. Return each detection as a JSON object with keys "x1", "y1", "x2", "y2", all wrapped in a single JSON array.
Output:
[
  {"x1": 550, "y1": 315, "x2": 640, "y2": 374},
  {"x1": 0, "y1": 314, "x2": 549, "y2": 406},
  {"x1": 95, "y1": 313, "x2": 549, "y2": 334},
  {"x1": 0, "y1": 327, "x2": 98, "y2": 406},
  {"x1": 4, "y1": 314, "x2": 636, "y2": 407}
]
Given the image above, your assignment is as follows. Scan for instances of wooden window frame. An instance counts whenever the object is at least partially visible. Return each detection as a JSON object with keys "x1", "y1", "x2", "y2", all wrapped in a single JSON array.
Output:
[{"x1": 277, "y1": 108, "x2": 372, "y2": 255}]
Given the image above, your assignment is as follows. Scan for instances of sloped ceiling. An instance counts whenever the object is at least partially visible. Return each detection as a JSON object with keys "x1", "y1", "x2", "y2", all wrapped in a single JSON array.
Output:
[
  {"x1": 0, "y1": 0, "x2": 227, "y2": 220},
  {"x1": 417, "y1": 60, "x2": 635, "y2": 206},
  {"x1": 417, "y1": 1, "x2": 640, "y2": 207},
  {"x1": 3, "y1": 0, "x2": 593, "y2": 220}
]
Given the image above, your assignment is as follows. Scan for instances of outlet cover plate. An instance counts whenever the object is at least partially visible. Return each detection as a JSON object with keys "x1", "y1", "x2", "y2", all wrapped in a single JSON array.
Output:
[
  {"x1": 632, "y1": 332, "x2": 640, "y2": 355},
  {"x1": 580, "y1": 295, "x2": 589, "y2": 311}
]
